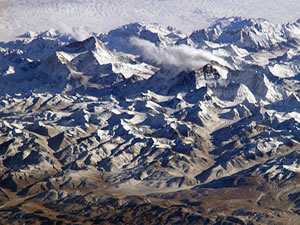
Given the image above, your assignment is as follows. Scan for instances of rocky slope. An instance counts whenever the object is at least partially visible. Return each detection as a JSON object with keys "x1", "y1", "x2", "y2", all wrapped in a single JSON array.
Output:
[{"x1": 0, "y1": 17, "x2": 300, "y2": 224}]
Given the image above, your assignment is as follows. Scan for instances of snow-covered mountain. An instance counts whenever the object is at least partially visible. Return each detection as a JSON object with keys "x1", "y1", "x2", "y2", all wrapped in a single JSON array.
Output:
[
  {"x1": 0, "y1": 18, "x2": 300, "y2": 224},
  {"x1": 180, "y1": 17, "x2": 300, "y2": 51}
]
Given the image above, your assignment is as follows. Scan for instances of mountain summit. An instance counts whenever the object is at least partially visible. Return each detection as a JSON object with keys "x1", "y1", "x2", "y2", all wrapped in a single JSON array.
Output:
[{"x1": 0, "y1": 18, "x2": 300, "y2": 224}]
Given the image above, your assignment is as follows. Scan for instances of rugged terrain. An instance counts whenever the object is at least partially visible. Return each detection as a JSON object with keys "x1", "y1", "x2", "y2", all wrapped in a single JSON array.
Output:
[{"x1": 0, "y1": 17, "x2": 300, "y2": 224}]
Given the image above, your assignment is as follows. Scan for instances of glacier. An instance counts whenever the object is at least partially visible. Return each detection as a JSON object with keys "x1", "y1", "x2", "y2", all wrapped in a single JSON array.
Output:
[{"x1": 0, "y1": 17, "x2": 300, "y2": 224}]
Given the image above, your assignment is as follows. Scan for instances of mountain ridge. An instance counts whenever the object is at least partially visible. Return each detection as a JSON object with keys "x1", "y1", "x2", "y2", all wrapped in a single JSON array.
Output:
[{"x1": 0, "y1": 17, "x2": 300, "y2": 224}]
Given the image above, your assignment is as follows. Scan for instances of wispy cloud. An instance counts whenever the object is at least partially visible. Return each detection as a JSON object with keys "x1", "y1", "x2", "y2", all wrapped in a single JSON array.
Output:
[
  {"x1": 130, "y1": 37, "x2": 230, "y2": 71},
  {"x1": 56, "y1": 24, "x2": 91, "y2": 41}
]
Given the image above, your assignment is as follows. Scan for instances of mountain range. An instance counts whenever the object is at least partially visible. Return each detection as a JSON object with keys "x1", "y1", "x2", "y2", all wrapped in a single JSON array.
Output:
[{"x1": 0, "y1": 17, "x2": 300, "y2": 224}]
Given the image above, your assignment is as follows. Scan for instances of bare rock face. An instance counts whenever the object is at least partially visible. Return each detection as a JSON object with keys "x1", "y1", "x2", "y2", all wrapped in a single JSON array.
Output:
[{"x1": 0, "y1": 18, "x2": 300, "y2": 224}]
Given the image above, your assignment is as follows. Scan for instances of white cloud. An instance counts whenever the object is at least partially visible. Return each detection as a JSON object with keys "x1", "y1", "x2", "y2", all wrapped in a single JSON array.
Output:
[
  {"x1": 56, "y1": 24, "x2": 91, "y2": 41},
  {"x1": 130, "y1": 37, "x2": 230, "y2": 71}
]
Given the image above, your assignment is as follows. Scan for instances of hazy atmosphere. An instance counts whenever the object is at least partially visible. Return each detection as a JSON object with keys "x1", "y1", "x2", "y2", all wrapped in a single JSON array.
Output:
[
  {"x1": 1, "y1": 0, "x2": 300, "y2": 41},
  {"x1": 1, "y1": 1, "x2": 300, "y2": 224}
]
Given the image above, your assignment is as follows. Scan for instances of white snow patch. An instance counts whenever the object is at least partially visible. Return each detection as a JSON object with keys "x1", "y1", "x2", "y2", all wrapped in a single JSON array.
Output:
[{"x1": 268, "y1": 64, "x2": 295, "y2": 78}]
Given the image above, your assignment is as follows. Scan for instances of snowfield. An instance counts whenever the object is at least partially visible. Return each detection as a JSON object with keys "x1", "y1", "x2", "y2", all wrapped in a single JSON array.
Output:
[
  {"x1": 1, "y1": 1, "x2": 300, "y2": 224},
  {"x1": 1, "y1": 0, "x2": 300, "y2": 42}
]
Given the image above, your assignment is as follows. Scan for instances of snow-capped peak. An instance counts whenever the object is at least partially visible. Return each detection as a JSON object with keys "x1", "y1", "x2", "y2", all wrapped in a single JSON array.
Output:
[
  {"x1": 0, "y1": 18, "x2": 300, "y2": 224},
  {"x1": 183, "y1": 17, "x2": 299, "y2": 51}
]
